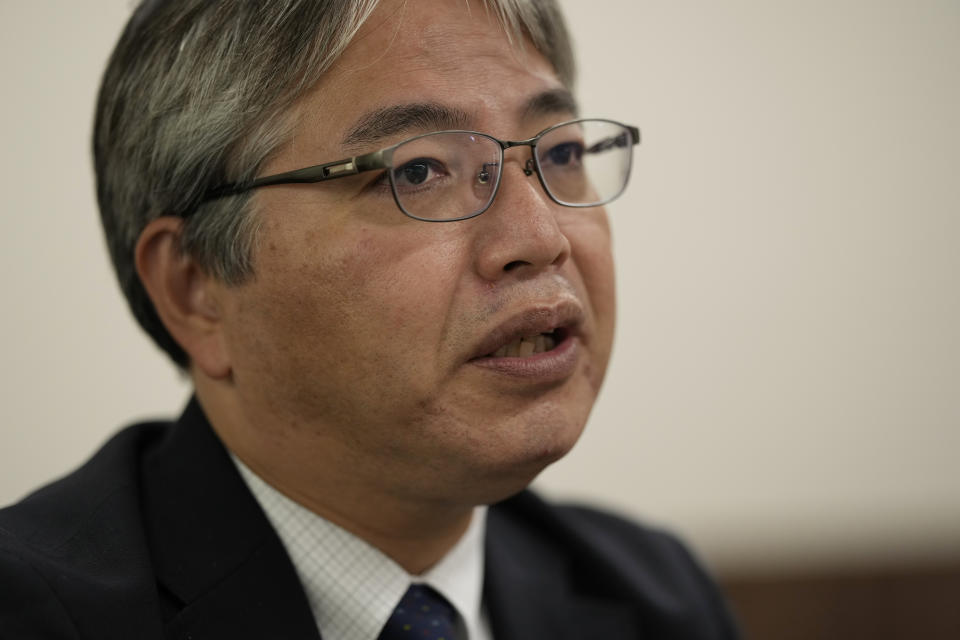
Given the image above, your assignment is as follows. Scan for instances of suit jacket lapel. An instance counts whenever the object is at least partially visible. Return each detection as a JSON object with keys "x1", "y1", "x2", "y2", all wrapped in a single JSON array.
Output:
[
  {"x1": 141, "y1": 398, "x2": 320, "y2": 640},
  {"x1": 485, "y1": 495, "x2": 641, "y2": 640}
]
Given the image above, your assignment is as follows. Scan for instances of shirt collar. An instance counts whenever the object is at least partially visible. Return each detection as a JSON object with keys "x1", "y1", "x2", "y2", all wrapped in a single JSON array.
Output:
[
  {"x1": 232, "y1": 455, "x2": 487, "y2": 640},
  {"x1": 422, "y1": 506, "x2": 487, "y2": 640}
]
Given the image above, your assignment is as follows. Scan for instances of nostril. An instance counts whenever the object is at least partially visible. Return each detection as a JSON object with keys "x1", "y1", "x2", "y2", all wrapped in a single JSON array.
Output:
[{"x1": 503, "y1": 260, "x2": 530, "y2": 272}]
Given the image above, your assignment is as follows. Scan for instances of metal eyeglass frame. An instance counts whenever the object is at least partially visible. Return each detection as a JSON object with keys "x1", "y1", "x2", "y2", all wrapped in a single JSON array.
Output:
[{"x1": 200, "y1": 118, "x2": 641, "y2": 222}]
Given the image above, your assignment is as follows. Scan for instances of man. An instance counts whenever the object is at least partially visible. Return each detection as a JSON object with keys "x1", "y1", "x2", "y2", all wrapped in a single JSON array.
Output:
[{"x1": 0, "y1": 1, "x2": 737, "y2": 638}]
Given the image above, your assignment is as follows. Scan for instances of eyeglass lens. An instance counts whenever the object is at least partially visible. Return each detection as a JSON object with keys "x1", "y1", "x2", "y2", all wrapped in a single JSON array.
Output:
[
  {"x1": 387, "y1": 120, "x2": 633, "y2": 221},
  {"x1": 389, "y1": 132, "x2": 502, "y2": 222},
  {"x1": 535, "y1": 120, "x2": 632, "y2": 208}
]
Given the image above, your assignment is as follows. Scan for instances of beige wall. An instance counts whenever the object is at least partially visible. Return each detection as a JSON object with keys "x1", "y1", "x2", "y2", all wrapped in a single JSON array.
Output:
[{"x1": 1, "y1": 1, "x2": 958, "y2": 573}]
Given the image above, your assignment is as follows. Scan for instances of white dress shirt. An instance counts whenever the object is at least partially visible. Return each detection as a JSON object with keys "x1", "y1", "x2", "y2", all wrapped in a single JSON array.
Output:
[{"x1": 233, "y1": 456, "x2": 493, "y2": 640}]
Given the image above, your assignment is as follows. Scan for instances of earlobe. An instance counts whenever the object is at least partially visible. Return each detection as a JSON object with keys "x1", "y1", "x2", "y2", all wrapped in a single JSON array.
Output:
[{"x1": 135, "y1": 217, "x2": 232, "y2": 380}]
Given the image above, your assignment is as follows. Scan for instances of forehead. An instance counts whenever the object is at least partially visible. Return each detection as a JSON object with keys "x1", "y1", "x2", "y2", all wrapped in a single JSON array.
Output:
[
  {"x1": 347, "y1": 0, "x2": 556, "y2": 84},
  {"x1": 289, "y1": 0, "x2": 565, "y2": 150}
]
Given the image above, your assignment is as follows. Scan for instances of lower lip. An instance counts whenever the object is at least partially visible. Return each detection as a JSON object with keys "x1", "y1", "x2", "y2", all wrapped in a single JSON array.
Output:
[{"x1": 468, "y1": 333, "x2": 581, "y2": 382}]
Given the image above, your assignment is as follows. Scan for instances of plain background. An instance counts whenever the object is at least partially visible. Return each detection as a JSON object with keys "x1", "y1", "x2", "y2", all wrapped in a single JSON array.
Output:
[{"x1": 1, "y1": 1, "x2": 958, "y2": 575}]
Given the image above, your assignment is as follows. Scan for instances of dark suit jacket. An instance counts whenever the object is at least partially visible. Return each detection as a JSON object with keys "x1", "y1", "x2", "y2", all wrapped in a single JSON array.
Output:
[{"x1": 0, "y1": 398, "x2": 738, "y2": 639}]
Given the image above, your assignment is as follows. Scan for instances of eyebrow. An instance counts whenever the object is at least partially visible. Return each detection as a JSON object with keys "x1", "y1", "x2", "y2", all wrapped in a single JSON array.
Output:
[
  {"x1": 341, "y1": 103, "x2": 471, "y2": 152},
  {"x1": 339, "y1": 88, "x2": 580, "y2": 153},
  {"x1": 521, "y1": 88, "x2": 580, "y2": 121}
]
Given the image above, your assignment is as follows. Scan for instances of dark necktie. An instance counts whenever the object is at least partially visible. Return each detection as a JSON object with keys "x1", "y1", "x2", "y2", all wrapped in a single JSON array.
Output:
[{"x1": 377, "y1": 583, "x2": 459, "y2": 640}]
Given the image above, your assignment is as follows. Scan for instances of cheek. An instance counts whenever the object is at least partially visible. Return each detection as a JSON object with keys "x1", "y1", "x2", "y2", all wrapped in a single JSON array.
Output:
[
  {"x1": 318, "y1": 229, "x2": 468, "y2": 342},
  {"x1": 564, "y1": 213, "x2": 616, "y2": 383},
  {"x1": 566, "y1": 212, "x2": 616, "y2": 322},
  {"x1": 226, "y1": 221, "x2": 469, "y2": 416}
]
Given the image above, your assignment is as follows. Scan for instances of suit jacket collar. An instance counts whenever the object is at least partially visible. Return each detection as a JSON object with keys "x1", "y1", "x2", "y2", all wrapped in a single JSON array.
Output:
[
  {"x1": 141, "y1": 397, "x2": 320, "y2": 639},
  {"x1": 485, "y1": 495, "x2": 641, "y2": 640}
]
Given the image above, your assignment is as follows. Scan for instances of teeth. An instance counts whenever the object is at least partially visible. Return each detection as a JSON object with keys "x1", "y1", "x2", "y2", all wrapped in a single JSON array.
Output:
[
  {"x1": 492, "y1": 333, "x2": 557, "y2": 358},
  {"x1": 519, "y1": 339, "x2": 535, "y2": 357}
]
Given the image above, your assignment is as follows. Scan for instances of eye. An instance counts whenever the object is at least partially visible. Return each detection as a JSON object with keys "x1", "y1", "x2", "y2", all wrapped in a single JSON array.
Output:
[
  {"x1": 391, "y1": 157, "x2": 448, "y2": 190},
  {"x1": 542, "y1": 141, "x2": 584, "y2": 167}
]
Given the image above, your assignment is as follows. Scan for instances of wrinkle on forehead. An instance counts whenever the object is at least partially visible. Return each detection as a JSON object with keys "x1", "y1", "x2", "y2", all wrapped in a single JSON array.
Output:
[{"x1": 414, "y1": 14, "x2": 533, "y2": 76}]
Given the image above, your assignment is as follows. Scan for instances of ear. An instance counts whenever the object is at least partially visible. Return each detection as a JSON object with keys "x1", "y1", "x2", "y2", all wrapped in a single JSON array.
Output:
[{"x1": 135, "y1": 217, "x2": 232, "y2": 380}]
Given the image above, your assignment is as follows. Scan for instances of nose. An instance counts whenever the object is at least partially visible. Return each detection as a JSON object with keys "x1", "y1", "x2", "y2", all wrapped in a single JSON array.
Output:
[{"x1": 472, "y1": 155, "x2": 571, "y2": 282}]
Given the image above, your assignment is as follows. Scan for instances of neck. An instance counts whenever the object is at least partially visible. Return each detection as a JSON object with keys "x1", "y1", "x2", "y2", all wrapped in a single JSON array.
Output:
[
  {"x1": 237, "y1": 448, "x2": 475, "y2": 574},
  {"x1": 194, "y1": 378, "x2": 476, "y2": 575}
]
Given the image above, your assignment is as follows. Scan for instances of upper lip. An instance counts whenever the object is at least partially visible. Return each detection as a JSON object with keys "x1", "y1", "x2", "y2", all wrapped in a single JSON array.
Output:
[{"x1": 469, "y1": 300, "x2": 586, "y2": 360}]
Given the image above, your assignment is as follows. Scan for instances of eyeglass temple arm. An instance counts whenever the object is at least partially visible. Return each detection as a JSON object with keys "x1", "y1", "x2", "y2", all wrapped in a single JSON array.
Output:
[
  {"x1": 202, "y1": 149, "x2": 387, "y2": 201},
  {"x1": 585, "y1": 126, "x2": 642, "y2": 154}
]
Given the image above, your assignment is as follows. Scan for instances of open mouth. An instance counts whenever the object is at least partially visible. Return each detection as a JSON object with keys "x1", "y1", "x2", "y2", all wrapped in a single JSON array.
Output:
[{"x1": 485, "y1": 328, "x2": 566, "y2": 358}]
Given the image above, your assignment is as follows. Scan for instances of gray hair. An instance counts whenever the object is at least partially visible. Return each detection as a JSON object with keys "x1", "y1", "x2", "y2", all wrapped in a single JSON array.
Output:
[{"x1": 94, "y1": 0, "x2": 575, "y2": 366}]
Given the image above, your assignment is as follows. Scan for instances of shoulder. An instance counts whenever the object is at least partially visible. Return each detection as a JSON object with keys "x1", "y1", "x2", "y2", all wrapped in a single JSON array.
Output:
[
  {"x1": 0, "y1": 421, "x2": 167, "y2": 548},
  {"x1": 0, "y1": 421, "x2": 170, "y2": 636},
  {"x1": 488, "y1": 490, "x2": 739, "y2": 638}
]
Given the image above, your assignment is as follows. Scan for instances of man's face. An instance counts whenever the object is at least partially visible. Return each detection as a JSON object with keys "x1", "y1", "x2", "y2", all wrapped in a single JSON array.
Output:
[{"x1": 215, "y1": 0, "x2": 616, "y2": 504}]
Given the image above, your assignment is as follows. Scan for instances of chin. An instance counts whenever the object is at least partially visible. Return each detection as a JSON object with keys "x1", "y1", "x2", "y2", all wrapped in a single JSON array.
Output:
[
  {"x1": 409, "y1": 374, "x2": 598, "y2": 505},
  {"x1": 460, "y1": 405, "x2": 589, "y2": 505}
]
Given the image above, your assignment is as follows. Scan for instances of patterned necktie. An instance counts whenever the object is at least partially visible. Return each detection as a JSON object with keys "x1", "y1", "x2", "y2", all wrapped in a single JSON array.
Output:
[{"x1": 377, "y1": 583, "x2": 458, "y2": 640}]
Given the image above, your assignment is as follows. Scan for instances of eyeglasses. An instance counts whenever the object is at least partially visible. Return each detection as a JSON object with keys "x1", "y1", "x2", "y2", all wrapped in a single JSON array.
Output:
[{"x1": 202, "y1": 118, "x2": 640, "y2": 222}]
